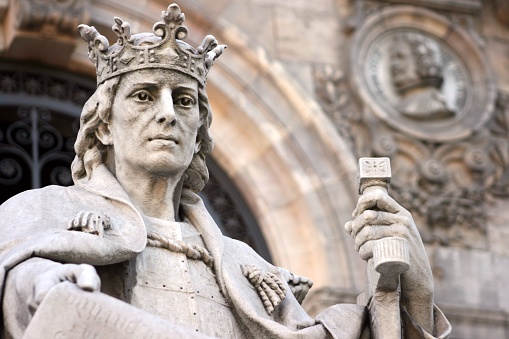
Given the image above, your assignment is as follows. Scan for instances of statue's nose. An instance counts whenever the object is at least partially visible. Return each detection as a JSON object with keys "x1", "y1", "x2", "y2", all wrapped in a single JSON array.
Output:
[{"x1": 155, "y1": 91, "x2": 176, "y2": 126}]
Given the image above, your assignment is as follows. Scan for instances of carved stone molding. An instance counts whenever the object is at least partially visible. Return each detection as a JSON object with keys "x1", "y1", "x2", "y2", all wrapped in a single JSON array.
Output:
[
  {"x1": 2, "y1": 0, "x2": 90, "y2": 65},
  {"x1": 316, "y1": 60, "x2": 508, "y2": 247},
  {"x1": 0, "y1": 64, "x2": 95, "y2": 111},
  {"x1": 14, "y1": 0, "x2": 88, "y2": 36},
  {"x1": 313, "y1": 64, "x2": 369, "y2": 158},
  {"x1": 350, "y1": 6, "x2": 496, "y2": 143},
  {"x1": 346, "y1": 1, "x2": 482, "y2": 34},
  {"x1": 315, "y1": 7, "x2": 507, "y2": 249},
  {"x1": 375, "y1": 95, "x2": 509, "y2": 248},
  {"x1": 381, "y1": 0, "x2": 481, "y2": 13}
]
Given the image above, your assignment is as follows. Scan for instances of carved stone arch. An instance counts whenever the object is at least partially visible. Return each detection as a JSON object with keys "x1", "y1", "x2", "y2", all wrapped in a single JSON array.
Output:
[
  {"x1": 179, "y1": 7, "x2": 366, "y2": 292},
  {"x1": 205, "y1": 59, "x2": 362, "y2": 290}
]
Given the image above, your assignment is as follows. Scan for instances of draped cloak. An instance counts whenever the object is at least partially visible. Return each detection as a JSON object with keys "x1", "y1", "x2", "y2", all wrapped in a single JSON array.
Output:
[{"x1": 0, "y1": 165, "x2": 451, "y2": 338}]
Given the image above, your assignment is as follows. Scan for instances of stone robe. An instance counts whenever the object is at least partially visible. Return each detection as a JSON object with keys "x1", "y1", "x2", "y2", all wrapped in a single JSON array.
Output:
[{"x1": 0, "y1": 165, "x2": 451, "y2": 338}]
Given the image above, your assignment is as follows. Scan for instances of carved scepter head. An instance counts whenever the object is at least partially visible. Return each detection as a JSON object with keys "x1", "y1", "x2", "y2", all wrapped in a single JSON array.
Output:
[{"x1": 358, "y1": 157, "x2": 391, "y2": 195}]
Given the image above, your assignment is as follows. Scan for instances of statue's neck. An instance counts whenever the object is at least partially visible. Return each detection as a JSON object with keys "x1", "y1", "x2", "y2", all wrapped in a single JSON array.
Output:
[{"x1": 114, "y1": 166, "x2": 184, "y2": 222}]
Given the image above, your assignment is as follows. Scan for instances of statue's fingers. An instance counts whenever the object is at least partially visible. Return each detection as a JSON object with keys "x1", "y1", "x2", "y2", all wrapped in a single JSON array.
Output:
[
  {"x1": 356, "y1": 222, "x2": 410, "y2": 250},
  {"x1": 354, "y1": 225, "x2": 394, "y2": 251},
  {"x1": 88, "y1": 214, "x2": 100, "y2": 235},
  {"x1": 351, "y1": 210, "x2": 395, "y2": 238},
  {"x1": 344, "y1": 221, "x2": 353, "y2": 235},
  {"x1": 353, "y1": 189, "x2": 399, "y2": 217},
  {"x1": 68, "y1": 218, "x2": 76, "y2": 230},
  {"x1": 351, "y1": 210, "x2": 378, "y2": 237},
  {"x1": 293, "y1": 285, "x2": 303, "y2": 303},
  {"x1": 355, "y1": 223, "x2": 409, "y2": 258},
  {"x1": 80, "y1": 211, "x2": 91, "y2": 227},
  {"x1": 69, "y1": 211, "x2": 84, "y2": 230},
  {"x1": 103, "y1": 216, "x2": 112, "y2": 229},
  {"x1": 75, "y1": 264, "x2": 101, "y2": 292},
  {"x1": 352, "y1": 193, "x2": 378, "y2": 218},
  {"x1": 75, "y1": 211, "x2": 86, "y2": 226},
  {"x1": 371, "y1": 193, "x2": 403, "y2": 215},
  {"x1": 351, "y1": 210, "x2": 410, "y2": 238},
  {"x1": 358, "y1": 240, "x2": 376, "y2": 261}
]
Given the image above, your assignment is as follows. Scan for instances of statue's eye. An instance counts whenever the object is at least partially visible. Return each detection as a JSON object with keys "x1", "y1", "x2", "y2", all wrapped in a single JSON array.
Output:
[
  {"x1": 175, "y1": 95, "x2": 195, "y2": 108},
  {"x1": 134, "y1": 91, "x2": 152, "y2": 102}
]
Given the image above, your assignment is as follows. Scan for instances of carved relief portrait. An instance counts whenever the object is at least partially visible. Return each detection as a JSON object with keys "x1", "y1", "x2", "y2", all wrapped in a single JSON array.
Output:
[
  {"x1": 389, "y1": 32, "x2": 455, "y2": 120},
  {"x1": 351, "y1": 7, "x2": 495, "y2": 142}
]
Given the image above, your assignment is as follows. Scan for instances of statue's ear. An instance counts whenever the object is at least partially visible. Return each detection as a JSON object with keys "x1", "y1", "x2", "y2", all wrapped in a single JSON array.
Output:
[{"x1": 96, "y1": 123, "x2": 113, "y2": 146}]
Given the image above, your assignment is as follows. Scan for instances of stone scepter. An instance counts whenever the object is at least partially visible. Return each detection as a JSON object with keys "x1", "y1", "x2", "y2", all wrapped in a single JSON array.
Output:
[{"x1": 358, "y1": 157, "x2": 410, "y2": 339}]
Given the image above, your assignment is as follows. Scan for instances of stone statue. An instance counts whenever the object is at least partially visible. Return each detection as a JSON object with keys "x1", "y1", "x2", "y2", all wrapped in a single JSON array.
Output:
[
  {"x1": 0, "y1": 4, "x2": 451, "y2": 338},
  {"x1": 389, "y1": 32, "x2": 455, "y2": 120}
]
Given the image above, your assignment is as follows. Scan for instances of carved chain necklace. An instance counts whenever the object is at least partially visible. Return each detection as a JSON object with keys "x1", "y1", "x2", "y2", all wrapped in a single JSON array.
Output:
[{"x1": 146, "y1": 232, "x2": 214, "y2": 268}]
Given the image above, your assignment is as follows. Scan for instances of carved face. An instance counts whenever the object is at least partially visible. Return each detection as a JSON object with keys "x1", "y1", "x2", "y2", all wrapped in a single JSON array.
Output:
[
  {"x1": 389, "y1": 42, "x2": 418, "y2": 93},
  {"x1": 100, "y1": 69, "x2": 201, "y2": 178}
]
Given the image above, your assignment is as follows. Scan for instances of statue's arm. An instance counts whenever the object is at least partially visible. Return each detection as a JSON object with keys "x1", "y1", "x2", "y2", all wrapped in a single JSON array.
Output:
[{"x1": 345, "y1": 189, "x2": 449, "y2": 337}]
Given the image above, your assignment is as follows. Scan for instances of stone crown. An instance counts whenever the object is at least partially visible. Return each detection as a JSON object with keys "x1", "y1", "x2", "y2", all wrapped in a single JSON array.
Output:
[{"x1": 78, "y1": 3, "x2": 226, "y2": 86}]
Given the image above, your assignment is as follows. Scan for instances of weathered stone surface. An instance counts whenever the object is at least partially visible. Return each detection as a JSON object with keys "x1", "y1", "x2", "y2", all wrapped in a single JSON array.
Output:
[
  {"x1": 273, "y1": 7, "x2": 341, "y2": 63},
  {"x1": 1, "y1": 0, "x2": 89, "y2": 65},
  {"x1": 24, "y1": 282, "x2": 211, "y2": 339},
  {"x1": 382, "y1": 0, "x2": 481, "y2": 12}
]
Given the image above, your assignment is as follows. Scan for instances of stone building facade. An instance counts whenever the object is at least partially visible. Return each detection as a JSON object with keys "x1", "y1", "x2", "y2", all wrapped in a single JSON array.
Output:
[{"x1": 0, "y1": 0, "x2": 508, "y2": 338}]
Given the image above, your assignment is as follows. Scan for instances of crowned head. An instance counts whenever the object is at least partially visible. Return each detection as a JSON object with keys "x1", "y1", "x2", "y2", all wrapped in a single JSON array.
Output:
[{"x1": 72, "y1": 4, "x2": 225, "y2": 194}]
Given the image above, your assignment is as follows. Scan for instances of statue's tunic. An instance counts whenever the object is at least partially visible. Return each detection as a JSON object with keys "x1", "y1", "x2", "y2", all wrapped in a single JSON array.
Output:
[{"x1": 128, "y1": 217, "x2": 244, "y2": 338}]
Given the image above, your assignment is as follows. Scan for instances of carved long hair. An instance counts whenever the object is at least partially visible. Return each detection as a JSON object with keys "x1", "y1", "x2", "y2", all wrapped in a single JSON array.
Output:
[{"x1": 71, "y1": 75, "x2": 214, "y2": 194}]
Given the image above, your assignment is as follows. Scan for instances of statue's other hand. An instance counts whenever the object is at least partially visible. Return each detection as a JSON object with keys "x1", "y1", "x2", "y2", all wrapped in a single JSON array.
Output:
[
  {"x1": 344, "y1": 188, "x2": 435, "y2": 332},
  {"x1": 344, "y1": 188, "x2": 414, "y2": 261},
  {"x1": 277, "y1": 267, "x2": 314, "y2": 304},
  {"x1": 344, "y1": 188, "x2": 433, "y2": 296},
  {"x1": 68, "y1": 210, "x2": 111, "y2": 237},
  {"x1": 28, "y1": 263, "x2": 100, "y2": 315}
]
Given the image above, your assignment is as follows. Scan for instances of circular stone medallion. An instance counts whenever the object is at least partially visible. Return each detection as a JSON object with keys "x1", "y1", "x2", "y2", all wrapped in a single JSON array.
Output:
[{"x1": 351, "y1": 6, "x2": 495, "y2": 142}]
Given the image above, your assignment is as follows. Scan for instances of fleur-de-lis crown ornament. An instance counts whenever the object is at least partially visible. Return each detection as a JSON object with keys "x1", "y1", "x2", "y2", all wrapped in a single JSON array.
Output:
[{"x1": 78, "y1": 3, "x2": 226, "y2": 86}]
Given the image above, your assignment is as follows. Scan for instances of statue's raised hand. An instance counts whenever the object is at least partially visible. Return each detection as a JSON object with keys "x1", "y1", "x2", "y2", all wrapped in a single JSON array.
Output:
[{"x1": 344, "y1": 187, "x2": 434, "y2": 332}]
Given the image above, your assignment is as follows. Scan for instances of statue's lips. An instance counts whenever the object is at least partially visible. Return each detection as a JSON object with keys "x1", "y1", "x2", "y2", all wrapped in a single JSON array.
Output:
[{"x1": 148, "y1": 135, "x2": 179, "y2": 145}]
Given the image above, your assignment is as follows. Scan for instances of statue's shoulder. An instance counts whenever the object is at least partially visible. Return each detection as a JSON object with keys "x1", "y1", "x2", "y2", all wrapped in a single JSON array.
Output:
[
  {"x1": 1, "y1": 184, "x2": 97, "y2": 207},
  {"x1": 1, "y1": 185, "x2": 73, "y2": 209},
  {"x1": 221, "y1": 235, "x2": 280, "y2": 275},
  {"x1": 0, "y1": 186, "x2": 80, "y2": 238},
  {"x1": 0, "y1": 185, "x2": 110, "y2": 229},
  {"x1": 222, "y1": 236, "x2": 266, "y2": 262}
]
